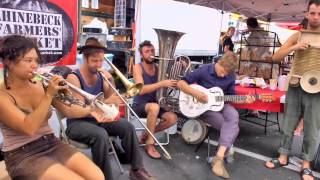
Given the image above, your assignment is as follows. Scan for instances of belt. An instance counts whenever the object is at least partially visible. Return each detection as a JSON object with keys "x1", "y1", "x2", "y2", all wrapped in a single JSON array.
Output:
[{"x1": 4, "y1": 134, "x2": 55, "y2": 155}]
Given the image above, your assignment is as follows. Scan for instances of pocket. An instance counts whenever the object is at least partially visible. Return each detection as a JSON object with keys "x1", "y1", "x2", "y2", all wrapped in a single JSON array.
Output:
[{"x1": 4, "y1": 151, "x2": 25, "y2": 176}]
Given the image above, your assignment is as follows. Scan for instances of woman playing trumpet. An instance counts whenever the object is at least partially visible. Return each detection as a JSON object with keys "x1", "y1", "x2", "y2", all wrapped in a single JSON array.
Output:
[{"x1": 0, "y1": 35, "x2": 104, "y2": 180}]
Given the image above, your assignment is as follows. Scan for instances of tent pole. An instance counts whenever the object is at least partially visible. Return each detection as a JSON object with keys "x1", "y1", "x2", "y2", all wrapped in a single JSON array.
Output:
[
  {"x1": 217, "y1": 0, "x2": 225, "y2": 56},
  {"x1": 134, "y1": 0, "x2": 142, "y2": 63}
]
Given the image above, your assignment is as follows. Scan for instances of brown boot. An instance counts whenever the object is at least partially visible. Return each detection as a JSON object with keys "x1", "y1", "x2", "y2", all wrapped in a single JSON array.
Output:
[
  {"x1": 129, "y1": 168, "x2": 156, "y2": 180},
  {"x1": 211, "y1": 156, "x2": 230, "y2": 179}
]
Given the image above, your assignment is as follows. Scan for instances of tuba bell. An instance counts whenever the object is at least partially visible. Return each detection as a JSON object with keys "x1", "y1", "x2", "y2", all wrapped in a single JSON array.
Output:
[{"x1": 153, "y1": 28, "x2": 191, "y2": 112}]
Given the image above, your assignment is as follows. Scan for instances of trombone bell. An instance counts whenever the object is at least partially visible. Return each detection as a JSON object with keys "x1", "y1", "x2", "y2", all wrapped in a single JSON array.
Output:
[
  {"x1": 126, "y1": 83, "x2": 143, "y2": 97},
  {"x1": 103, "y1": 57, "x2": 143, "y2": 97}
]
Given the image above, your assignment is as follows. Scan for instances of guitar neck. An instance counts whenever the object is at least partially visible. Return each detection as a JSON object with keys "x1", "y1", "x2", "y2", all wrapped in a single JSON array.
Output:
[{"x1": 217, "y1": 94, "x2": 260, "y2": 102}]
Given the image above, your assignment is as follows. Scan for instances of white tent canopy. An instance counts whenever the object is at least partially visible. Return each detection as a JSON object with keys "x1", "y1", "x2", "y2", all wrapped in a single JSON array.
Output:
[{"x1": 174, "y1": 0, "x2": 309, "y2": 22}]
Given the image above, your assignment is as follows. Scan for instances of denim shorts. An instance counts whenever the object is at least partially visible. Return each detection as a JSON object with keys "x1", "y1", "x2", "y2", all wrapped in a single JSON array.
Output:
[{"x1": 3, "y1": 134, "x2": 77, "y2": 180}]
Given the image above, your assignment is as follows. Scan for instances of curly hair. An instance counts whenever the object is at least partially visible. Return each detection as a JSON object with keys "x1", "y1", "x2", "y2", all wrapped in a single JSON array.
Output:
[
  {"x1": 138, "y1": 40, "x2": 153, "y2": 54},
  {"x1": 0, "y1": 35, "x2": 40, "y2": 89}
]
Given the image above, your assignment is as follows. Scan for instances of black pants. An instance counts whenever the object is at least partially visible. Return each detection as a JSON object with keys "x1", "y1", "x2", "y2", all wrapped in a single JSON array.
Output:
[{"x1": 66, "y1": 118, "x2": 143, "y2": 180}]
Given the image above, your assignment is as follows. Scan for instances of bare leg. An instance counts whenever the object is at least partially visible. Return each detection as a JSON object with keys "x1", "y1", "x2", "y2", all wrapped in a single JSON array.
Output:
[
  {"x1": 216, "y1": 146, "x2": 227, "y2": 158},
  {"x1": 144, "y1": 103, "x2": 160, "y2": 145},
  {"x1": 40, "y1": 163, "x2": 85, "y2": 180},
  {"x1": 154, "y1": 111, "x2": 177, "y2": 133},
  {"x1": 65, "y1": 152, "x2": 104, "y2": 180},
  {"x1": 144, "y1": 103, "x2": 161, "y2": 158}
]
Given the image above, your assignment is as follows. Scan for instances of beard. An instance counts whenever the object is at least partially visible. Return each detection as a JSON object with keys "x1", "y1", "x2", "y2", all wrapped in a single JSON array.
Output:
[
  {"x1": 88, "y1": 67, "x2": 98, "y2": 74},
  {"x1": 143, "y1": 58, "x2": 154, "y2": 64}
]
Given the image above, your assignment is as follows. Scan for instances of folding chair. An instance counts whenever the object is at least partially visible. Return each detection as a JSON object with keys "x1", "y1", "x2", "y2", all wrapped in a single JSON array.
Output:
[
  {"x1": 55, "y1": 109, "x2": 124, "y2": 174},
  {"x1": 124, "y1": 104, "x2": 177, "y2": 146},
  {"x1": 135, "y1": 118, "x2": 177, "y2": 146}
]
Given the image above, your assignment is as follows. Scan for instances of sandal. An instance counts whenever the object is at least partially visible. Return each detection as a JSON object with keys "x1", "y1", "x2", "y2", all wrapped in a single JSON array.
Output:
[
  {"x1": 145, "y1": 144, "x2": 161, "y2": 159},
  {"x1": 301, "y1": 168, "x2": 314, "y2": 180},
  {"x1": 265, "y1": 158, "x2": 288, "y2": 169}
]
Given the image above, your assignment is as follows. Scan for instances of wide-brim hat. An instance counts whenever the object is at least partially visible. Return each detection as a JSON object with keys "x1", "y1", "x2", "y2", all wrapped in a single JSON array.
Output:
[{"x1": 78, "y1": 37, "x2": 108, "y2": 54}]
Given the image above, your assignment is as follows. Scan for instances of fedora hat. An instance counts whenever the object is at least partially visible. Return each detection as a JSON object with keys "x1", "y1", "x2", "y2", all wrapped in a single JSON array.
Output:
[{"x1": 78, "y1": 37, "x2": 108, "y2": 54}]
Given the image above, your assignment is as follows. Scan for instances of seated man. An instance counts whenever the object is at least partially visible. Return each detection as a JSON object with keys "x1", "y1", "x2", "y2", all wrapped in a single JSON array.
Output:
[
  {"x1": 177, "y1": 52, "x2": 255, "y2": 179},
  {"x1": 66, "y1": 37, "x2": 155, "y2": 180},
  {"x1": 132, "y1": 40, "x2": 177, "y2": 159}
]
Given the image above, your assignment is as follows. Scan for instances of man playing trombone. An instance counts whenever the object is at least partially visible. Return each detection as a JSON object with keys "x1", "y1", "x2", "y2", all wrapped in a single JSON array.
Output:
[
  {"x1": 132, "y1": 40, "x2": 177, "y2": 159},
  {"x1": 65, "y1": 37, "x2": 155, "y2": 180}
]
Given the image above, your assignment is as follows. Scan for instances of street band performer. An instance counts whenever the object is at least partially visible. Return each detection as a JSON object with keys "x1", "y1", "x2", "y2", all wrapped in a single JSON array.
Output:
[
  {"x1": 66, "y1": 37, "x2": 155, "y2": 180},
  {"x1": 265, "y1": 1, "x2": 320, "y2": 180},
  {"x1": 132, "y1": 40, "x2": 178, "y2": 159},
  {"x1": 177, "y1": 52, "x2": 255, "y2": 179},
  {"x1": 0, "y1": 35, "x2": 104, "y2": 180}
]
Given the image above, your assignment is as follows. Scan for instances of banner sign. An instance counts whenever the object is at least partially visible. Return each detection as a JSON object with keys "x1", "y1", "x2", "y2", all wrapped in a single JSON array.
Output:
[{"x1": 0, "y1": 0, "x2": 78, "y2": 65}]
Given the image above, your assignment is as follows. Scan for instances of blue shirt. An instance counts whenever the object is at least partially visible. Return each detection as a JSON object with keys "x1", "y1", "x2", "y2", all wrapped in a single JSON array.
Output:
[
  {"x1": 74, "y1": 69, "x2": 103, "y2": 96},
  {"x1": 183, "y1": 63, "x2": 236, "y2": 95},
  {"x1": 67, "y1": 69, "x2": 104, "y2": 125}
]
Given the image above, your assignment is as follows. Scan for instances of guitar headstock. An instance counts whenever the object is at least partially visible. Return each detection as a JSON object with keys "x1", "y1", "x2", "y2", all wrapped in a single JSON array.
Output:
[{"x1": 259, "y1": 94, "x2": 275, "y2": 102}]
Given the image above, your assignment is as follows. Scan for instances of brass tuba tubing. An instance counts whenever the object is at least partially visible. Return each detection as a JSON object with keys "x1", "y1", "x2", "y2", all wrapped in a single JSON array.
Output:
[
  {"x1": 154, "y1": 28, "x2": 186, "y2": 108},
  {"x1": 99, "y1": 68, "x2": 172, "y2": 160}
]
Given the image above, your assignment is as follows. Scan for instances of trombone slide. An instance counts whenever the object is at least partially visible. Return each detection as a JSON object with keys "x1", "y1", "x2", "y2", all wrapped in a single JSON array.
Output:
[{"x1": 99, "y1": 70, "x2": 172, "y2": 160}]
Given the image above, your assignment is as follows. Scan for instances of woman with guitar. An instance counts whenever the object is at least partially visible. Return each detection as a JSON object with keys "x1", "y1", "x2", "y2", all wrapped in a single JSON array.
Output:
[{"x1": 177, "y1": 52, "x2": 255, "y2": 179}]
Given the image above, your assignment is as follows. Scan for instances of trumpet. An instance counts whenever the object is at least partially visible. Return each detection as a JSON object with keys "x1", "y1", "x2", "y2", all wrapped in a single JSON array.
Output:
[
  {"x1": 33, "y1": 71, "x2": 119, "y2": 120},
  {"x1": 101, "y1": 57, "x2": 172, "y2": 160}
]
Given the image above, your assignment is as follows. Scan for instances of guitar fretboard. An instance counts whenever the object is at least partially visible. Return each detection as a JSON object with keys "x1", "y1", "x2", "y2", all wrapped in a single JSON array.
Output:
[{"x1": 215, "y1": 94, "x2": 260, "y2": 102}]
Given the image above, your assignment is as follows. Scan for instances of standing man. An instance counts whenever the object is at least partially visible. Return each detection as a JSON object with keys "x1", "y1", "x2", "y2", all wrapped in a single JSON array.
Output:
[
  {"x1": 177, "y1": 52, "x2": 255, "y2": 179},
  {"x1": 132, "y1": 40, "x2": 177, "y2": 159},
  {"x1": 265, "y1": 1, "x2": 320, "y2": 180},
  {"x1": 66, "y1": 37, "x2": 155, "y2": 180},
  {"x1": 245, "y1": 17, "x2": 270, "y2": 59}
]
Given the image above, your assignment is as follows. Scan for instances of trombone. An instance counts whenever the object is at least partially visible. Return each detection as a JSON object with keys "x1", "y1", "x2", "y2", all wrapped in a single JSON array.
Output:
[{"x1": 101, "y1": 57, "x2": 172, "y2": 160}]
